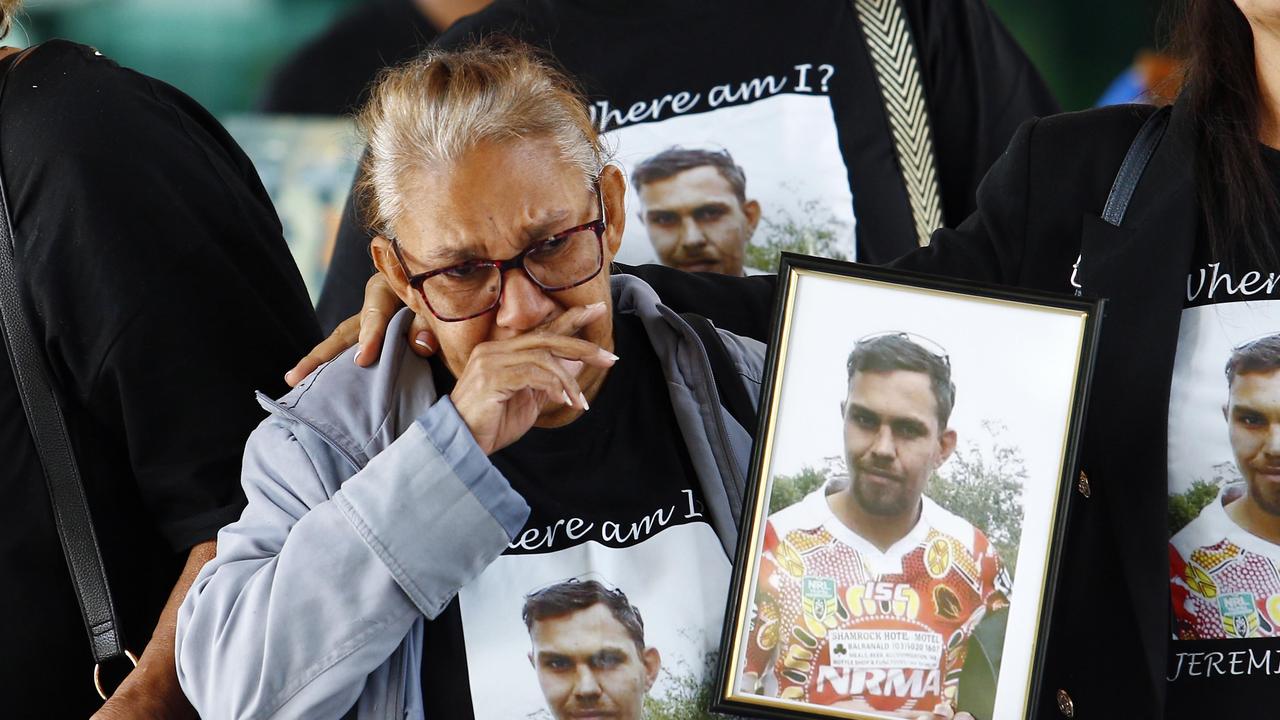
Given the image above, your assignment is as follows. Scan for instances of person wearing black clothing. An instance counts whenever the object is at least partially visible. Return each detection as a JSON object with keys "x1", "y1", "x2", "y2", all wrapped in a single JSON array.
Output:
[
  {"x1": 0, "y1": 34, "x2": 320, "y2": 718},
  {"x1": 307, "y1": 0, "x2": 1058, "y2": 336},
  {"x1": 642, "y1": 4, "x2": 1280, "y2": 715},
  {"x1": 307, "y1": 1, "x2": 1280, "y2": 715},
  {"x1": 591, "y1": 107, "x2": 1209, "y2": 720},
  {"x1": 258, "y1": 0, "x2": 490, "y2": 115}
]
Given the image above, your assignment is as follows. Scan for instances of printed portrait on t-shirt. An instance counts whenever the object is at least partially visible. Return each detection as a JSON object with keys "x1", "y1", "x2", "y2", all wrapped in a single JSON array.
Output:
[
  {"x1": 726, "y1": 270, "x2": 1089, "y2": 719},
  {"x1": 1167, "y1": 300, "x2": 1280, "y2": 642},
  {"x1": 521, "y1": 577, "x2": 661, "y2": 720},
  {"x1": 604, "y1": 92, "x2": 855, "y2": 274},
  {"x1": 456, "y1": 519, "x2": 730, "y2": 719},
  {"x1": 629, "y1": 146, "x2": 763, "y2": 277}
]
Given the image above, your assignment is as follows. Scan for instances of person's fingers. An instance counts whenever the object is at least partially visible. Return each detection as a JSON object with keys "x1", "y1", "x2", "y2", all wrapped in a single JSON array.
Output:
[
  {"x1": 516, "y1": 348, "x2": 591, "y2": 407},
  {"x1": 928, "y1": 703, "x2": 956, "y2": 719},
  {"x1": 477, "y1": 347, "x2": 587, "y2": 409},
  {"x1": 452, "y1": 360, "x2": 579, "y2": 454},
  {"x1": 473, "y1": 362, "x2": 568, "y2": 406},
  {"x1": 409, "y1": 314, "x2": 439, "y2": 358},
  {"x1": 539, "y1": 301, "x2": 610, "y2": 338},
  {"x1": 284, "y1": 316, "x2": 361, "y2": 387},
  {"x1": 355, "y1": 274, "x2": 405, "y2": 366},
  {"x1": 284, "y1": 358, "x2": 317, "y2": 388},
  {"x1": 481, "y1": 332, "x2": 619, "y2": 368},
  {"x1": 556, "y1": 358, "x2": 585, "y2": 380},
  {"x1": 509, "y1": 365, "x2": 575, "y2": 408},
  {"x1": 356, "y1": 306, "x2": 388, "y2": 367}
]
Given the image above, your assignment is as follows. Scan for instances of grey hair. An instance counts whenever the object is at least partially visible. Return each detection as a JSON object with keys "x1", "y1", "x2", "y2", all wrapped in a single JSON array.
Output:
[{"x1": 355, "y1": 38, "x2": 607, "y2": 238}]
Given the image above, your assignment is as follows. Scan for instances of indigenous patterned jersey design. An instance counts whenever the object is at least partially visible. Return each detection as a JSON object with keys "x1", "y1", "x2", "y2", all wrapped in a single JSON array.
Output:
[
  {"x1": 1170, "y1": 490, "x2": 1280, "y2": 639},
  {"x1": 743, "y1": 488, "x2": 1010, "y2": 714}
]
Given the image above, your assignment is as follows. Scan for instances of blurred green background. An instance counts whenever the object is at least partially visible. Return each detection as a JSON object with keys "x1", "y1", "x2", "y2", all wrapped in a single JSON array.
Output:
[
  {"x1": 9, "y1": 0, "x2": 1174, "y2": 117},
  {"x1": 989, "y1": 0, "x2": 1171, "y2": 110}
]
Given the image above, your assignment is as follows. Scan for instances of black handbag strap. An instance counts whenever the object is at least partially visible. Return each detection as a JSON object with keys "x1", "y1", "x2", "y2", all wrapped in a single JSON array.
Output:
[
  {"x1": 682, "y1": 312, "x2": 758, "y2": 437},
  {"x1": 0, "y1": 48, "x2": 130, "y2": 672},
  {"x1": 1101, "y1": 105, "x2": 1172, "y2": 227},
  {"x1": 1071, "y1": 105, "x2": 1172, "y2": 296}
]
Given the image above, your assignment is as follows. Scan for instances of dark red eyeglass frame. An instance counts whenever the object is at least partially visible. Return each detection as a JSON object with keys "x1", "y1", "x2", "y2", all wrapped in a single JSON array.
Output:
[{"x1": 391, "y1": 188, "x2": 607, "y2": 322}]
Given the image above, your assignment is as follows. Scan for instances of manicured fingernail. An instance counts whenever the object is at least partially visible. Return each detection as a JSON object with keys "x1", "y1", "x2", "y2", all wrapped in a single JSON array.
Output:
[
  {"x1": 562, "y1": 390, "x2": 573, "y2": 406},
  {"x1": 598, "y1": 349, "x2": 619, "y2": 362},
  {"x1": 353, "y1": 349, "x2": 363, "y2": 364},
  {"x1": 284, "y1": 369, "x2": 298, "y2": 384},
  {"x1": 578, "y1": 392, "x2": 590, "y2": 411},
  {"x1": 587, "y1": 301, "x2": 607, "y2": 311},
  {"x1": 414, "y1": 331, "x2": 436, "y2": 351}
]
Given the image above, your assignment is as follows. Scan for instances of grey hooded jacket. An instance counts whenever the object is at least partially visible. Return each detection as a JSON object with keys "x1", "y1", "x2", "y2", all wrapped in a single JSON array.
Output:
[{"x1": 175, "y1": 274, "x2": 765, "y2": 720}]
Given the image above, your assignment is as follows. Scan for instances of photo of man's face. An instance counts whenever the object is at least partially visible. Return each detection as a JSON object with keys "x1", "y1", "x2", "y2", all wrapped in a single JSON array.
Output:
[
  {"x1": 631, "y1": 148, "x2": 761, "y2": 277},
  {"x1": 528, "y1": 602, "x2": 661, "y2": 720},
  {"x1": 843, "y1": 369, "x2": 956, "y2": 518},
  {"x1": 1225, "y1": 368, "x2": 1280, "y2": 518}
]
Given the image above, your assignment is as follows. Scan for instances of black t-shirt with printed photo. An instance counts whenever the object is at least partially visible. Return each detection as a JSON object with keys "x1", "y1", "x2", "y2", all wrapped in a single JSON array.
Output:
[
  {"x1": 315, "y1": 0, "x2": 1058, "y2": 333},
  {"x1": 421, "y1": 312, "x2": 731, "y2": 719},
  {"x1": 1163, "y1": 146, "x2": 1280, "y2": 717}
]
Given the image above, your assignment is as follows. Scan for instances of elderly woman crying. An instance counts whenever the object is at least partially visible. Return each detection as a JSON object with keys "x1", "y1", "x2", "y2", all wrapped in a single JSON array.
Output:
[{"x1": 174, "y1": 41, "x2": 767, "y2": 720}]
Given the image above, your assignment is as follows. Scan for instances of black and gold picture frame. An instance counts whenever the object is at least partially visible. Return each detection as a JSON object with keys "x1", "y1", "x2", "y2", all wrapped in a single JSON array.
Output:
[{"x1": 714, "y1": 254, "x2": 1103, "y2": 719}]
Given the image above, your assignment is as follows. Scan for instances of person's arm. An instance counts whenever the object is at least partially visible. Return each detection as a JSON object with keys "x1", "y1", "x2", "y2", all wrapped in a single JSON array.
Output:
[
  {"x1": 180, "y1": 302, "x2": 615, "y2": 717},
  {"x1": 6, "y1": 43, "x2": 327, "y2": 718},
  {"x1": 176, "y1": 397, "x2": 530, "y2": 719},
  {"x1": 619, "y1": 264, "x2": 776, "y2": 342},
  {"x1": 91, "y1": 541, "x2": 216, "y2": 720}
]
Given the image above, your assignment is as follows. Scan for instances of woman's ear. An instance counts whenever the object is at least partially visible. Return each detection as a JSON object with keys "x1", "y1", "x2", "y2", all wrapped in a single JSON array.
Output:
[
  {"x1": 598, "y1": 164, "x2": 627, "y2": 258},
  {"x1": 369, "y1": 236, "x2": 420, "y2": 309}
]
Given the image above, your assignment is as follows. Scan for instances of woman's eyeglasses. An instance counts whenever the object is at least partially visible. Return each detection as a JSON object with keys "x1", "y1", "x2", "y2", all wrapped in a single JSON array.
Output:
[{"x1": 392, "y1": 187, "x2": 607, "y2": 322}]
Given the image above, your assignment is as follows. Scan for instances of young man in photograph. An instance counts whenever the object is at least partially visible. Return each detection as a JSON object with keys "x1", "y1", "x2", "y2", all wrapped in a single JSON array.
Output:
[
  {"x1": 1171, "y1": 334, "x2": 1280, "y2": 639},
  {"x1": 523, "y1": 579, "x2": 661, "y2": 720},
  {"x1": 630, "y1": 147, "x2": 762, "y2": 277},
  {"x1": 742, "y1": 334, "x2": 1009, "y2": 717}
]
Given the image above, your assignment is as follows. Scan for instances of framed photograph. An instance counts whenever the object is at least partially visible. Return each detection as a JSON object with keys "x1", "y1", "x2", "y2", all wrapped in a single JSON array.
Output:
[{"x1": 713, "y1": 254, "x2": 1103, "y2": 719}]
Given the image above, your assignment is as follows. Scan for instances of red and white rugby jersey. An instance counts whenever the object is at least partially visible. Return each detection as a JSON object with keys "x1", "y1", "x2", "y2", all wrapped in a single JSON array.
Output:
[
  {"x1": 743, "y1": 488, "x2": 1010, "y2": 715},
  {"x1": 1170, "y1": 490, "x2": 1280, "y2": 640}
]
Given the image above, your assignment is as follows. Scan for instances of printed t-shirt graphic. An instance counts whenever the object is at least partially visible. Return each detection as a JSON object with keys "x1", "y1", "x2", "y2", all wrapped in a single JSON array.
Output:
[
  {"x1": 438, "y1": 1, "x2": 880, "y2": 272},
  {"x1": 417, "y1": 314, "x2": 730, "y2": 719},
  {"x1": 311, "y1": 0, "x2": 1061, "y2": 333},
  {"x1": 459, "y1": 525, "x2": 729, "y2": 719},
  {"x1": 1164, "y1": 210, "x2": 1280, "y2": 716},
  {"x1": 609, "y1": 93, "x2": 854, "y2": 272},
  {"x1": 1171, "y1": 489, "x2": 1280, "y2": 639},
  {"x1": 1167, "y1": 296, "x2": 1280, "y2": 640},
  {"x1": 743, "y1": 488, "x2": 1009, "y2": 714}
]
